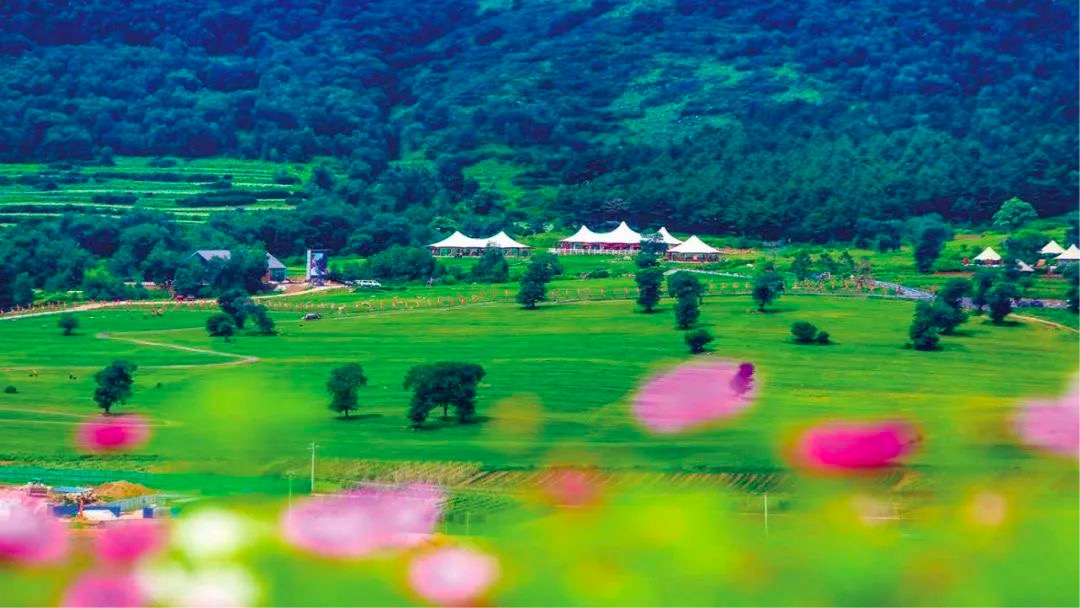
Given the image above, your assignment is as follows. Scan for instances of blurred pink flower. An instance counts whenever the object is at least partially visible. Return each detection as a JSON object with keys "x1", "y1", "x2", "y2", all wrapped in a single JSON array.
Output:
[
  {"x1": 792, "y1": 420, "x2": 918, "y2": 471},
  {"x1": 541, "y1": 468, "x2": 601, "y2": 507},
  {"x1": 1013, "y1": 378, "x2": 1080, "y2": 459},
  {"x1": 633, "y1": 360, "x2": 758, "y2": 433},
  {"x1": 281, "y1": 483, "x2": 443, "y2": 558},
  {"x1": 408, "y1": 546, "x2": 499, "y2": 606},
  {"x1": 76, "y1": 415, "x2": 150, "y2": 453},
  {"x1": 0, "y1": 501, "x2": 68, "y2": 564},
  {"x1": 96, "y1": 520, "x2": 165, "y2": 563},
  {"x1": 62, "y1": 572, "x2": 144, "y2": 608}
]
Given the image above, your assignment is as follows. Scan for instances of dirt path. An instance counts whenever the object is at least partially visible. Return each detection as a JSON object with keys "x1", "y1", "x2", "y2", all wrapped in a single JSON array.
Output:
[{"x1": 94, "y1": 333, "x2": 259, "y2": 368}]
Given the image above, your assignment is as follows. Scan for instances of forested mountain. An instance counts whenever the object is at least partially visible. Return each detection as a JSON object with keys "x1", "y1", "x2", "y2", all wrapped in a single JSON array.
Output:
[{"x1": 0, "y1": 0, "x2": 1076, "y2": 241}]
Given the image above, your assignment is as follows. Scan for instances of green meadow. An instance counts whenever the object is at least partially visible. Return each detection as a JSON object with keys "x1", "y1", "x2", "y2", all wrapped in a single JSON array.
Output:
[{"x1": 0, "y1": 294, "x2": 1074, "y2": 478}]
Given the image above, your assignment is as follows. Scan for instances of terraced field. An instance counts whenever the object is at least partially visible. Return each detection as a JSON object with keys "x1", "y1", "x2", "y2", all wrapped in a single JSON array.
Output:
[{"x1": 0, "y1": 157, "x2": 314, "y2": 223}]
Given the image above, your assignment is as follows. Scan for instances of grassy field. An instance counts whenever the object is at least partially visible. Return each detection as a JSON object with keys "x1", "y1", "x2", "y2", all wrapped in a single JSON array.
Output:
[{"x1": 0, "y1": 294, "x2": 1075, "y2": 479}]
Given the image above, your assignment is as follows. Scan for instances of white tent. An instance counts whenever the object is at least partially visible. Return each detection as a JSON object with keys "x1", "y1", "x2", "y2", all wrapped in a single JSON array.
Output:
[
  {"x1": 594, "y1": 221, "x2": 642, "y2": 245},
  {"x1": 656, "y1": 227, "x2": 683, "y2": 246},
  {"x1": 1040, "y1": 240, "x2": 1066, "y2": 256},
  {"x1": 1016, "y1": 259, "x2": 1035, "y2": 273},
  {"x1": 484, "y1": 231, "x2": 531, "y2": 250},
  {"x1": 667, "y1": 235, "x2": 721, "y2": 262},
  {"x1": 973, "y1": 247, "x2": 1002, "y2": 264},
  {"x1": 560, "y1": 225, "x2": 602, "y2": 244},
  {"x1": 428, "y1": 231, "x2": 488, "y2": 250},
  {"x1": 668, "y1": 235, "x2": 720, "y2": 255},
  {"x1": 1055, "y1": 244, "x2": 1080, "y2": 262}
]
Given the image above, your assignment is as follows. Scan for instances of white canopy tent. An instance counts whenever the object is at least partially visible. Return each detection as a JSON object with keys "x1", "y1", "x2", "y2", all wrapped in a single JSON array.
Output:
[
  {"x1": 1055, "y1": 244, "x2": 1080, "y2": 262},
  {"x1": 973, "y1": 247, "x2": 1002, "y2": 265},
  {"x1": 559, "y1": 225, "x2": 602, "y2": 246},
  {"x1": 428, "y1": 231, "x2": 488, "y2": 250},
  {"x1": 483, "y1": 231, "x2": 531, "y2": 251},
  {"x1": 666, "y1": 235, "x2": 721, "y2": 262},
  {"x1": 594, "y1": 221, "x2": 642, "y2": 245},
  {"x1": 656, "y1": 227, "x2": 683, "y2": 246},
  {"x1": 1040, "y1": 240, "x2": 1066, "y2": 256},
  {"x1": 1016, "y1": 259, "x2": 1035, "y2": 273}
]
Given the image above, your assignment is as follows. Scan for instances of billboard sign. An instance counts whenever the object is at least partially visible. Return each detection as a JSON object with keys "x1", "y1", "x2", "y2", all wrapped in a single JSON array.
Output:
[{"x1": 306, "y1": 249, "x2": 329, "y2": 283}]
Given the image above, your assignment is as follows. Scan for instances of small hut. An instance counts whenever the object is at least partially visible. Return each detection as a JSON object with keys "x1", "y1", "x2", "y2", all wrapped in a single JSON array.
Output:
[
  {"x1": 427, "y1": 231, "x2": 488, "y2": 257},
  {"x1": 656, "y1": 227, "x2": 683, "y2": 246}
]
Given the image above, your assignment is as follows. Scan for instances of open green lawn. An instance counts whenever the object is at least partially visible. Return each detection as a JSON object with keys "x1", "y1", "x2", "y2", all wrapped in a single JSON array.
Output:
[{"x1": 0, "y1": 295, "x2": 1074, "y2": 477}]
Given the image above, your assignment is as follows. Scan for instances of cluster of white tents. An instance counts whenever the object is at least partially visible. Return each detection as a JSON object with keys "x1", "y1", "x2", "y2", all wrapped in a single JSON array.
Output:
[
  {"x1": 558, "y1": 222, "x2": 721, "y2": 261},
  {"x1": 971, "y1": 239, "x2": 1079, "y2": 271},
  {"x1": 427, "y1": 231, "x2": 531, "y2": 257}
]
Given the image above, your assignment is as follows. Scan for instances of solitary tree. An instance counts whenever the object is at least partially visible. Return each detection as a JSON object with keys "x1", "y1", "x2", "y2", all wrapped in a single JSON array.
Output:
[
  {"x1": 992, "y1": 197, "x2": 1038, "y2": 230},
  {"x1": 635, "y1": 267, "x2": 664, "y2": 313},
  {"x1": 986, "y1": 282, "x2": 1019, "y2": 324},
  {"x1": 752, "y1": 272, "x2": 785, "y2": 312},
  {"x1": 908, "y1": 302, "x2": 940, "y2": 351},
  {"x1": 930, "y1": 278, "x2": 971, "y2": 334},
  {"x1": 403, "y1": 362, "x2": 487, "y2": 427},
  {"x1": 684, "y1": 328, "x2": 714, "y2": 354},
  {"x1": 790, "y1": 321, "x2": 818, "y2": 344},
  {"x1": 206, "y1": 313, "x2": 237, "y2": 340},
  {"x1": 516, "y1": 257, "x2": 554, "y2": 309},
  {"x1": 667, "y1": 272, "x2": 705, "y2": 302},
  {"x1": 93, "y1": 360, "x2": 137, "y2": 414},
  {"x1": 217, "y1": 289, "x2": 251, "y2": 328},
  {"x1": 326, "y1": 363, "x2": 367, "y2": 418},
  {"x1": 912, "y1": 219, "x2": 951, "y2": 273},
  {"x1": 674, "y1": 295, "x2": 700, "y2": 329},
  {"x1": 58, "y1": 314, "x2": 79, "y2": 336}
]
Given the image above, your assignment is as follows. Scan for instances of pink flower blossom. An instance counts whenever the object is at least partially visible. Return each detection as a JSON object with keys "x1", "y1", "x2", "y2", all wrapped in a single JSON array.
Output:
[
  {"x1": 281, "y1": 483, "x2": 444, "y2": 558},
  {"x1": 633, "y1": 360, "x2": 759, "y2": 433},
  {"x1": 408, "y1": 546, "x2": 499, "y2": 606},
  {"x1": 76, "y1": 415, "x2": 150, "y2": 453},
  {"x1": 1013, "y1": 378, "x2": 1080, "y2": 459},
  {"x1": 62, "y1": 572, "x2": 144, "y2": 608},
  {"x1": 96, "y1": 520, "x2": 165, "y2": 563},
  {"x1": 792, "y1": 420, "x2": 919, "y2": 472},
  {"x1": 0, "y1": 501, "x2": 68, "y2": 564}
]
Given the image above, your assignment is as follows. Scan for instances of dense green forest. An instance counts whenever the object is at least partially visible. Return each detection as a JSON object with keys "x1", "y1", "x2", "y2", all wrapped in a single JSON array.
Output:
[{"x1": 0, "y1": 0, "x2": 1076, "y2": 303}]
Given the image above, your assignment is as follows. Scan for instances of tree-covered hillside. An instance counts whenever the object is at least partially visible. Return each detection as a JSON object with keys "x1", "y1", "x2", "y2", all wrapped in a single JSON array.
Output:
[{"x1": 0, "y1": 0, "x2": 1076, "y2": 240}]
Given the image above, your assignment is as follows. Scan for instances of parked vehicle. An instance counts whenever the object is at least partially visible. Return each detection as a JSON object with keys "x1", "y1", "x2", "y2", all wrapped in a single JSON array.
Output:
[
  {"x1": 302, "y1": 313, "x2": 322, "y2": 321},
  {"x1": 355, "y1": 280, "x2": 383, "y2": 289}
]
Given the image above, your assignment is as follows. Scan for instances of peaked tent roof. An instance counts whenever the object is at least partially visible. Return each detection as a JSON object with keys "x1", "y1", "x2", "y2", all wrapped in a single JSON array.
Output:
[
  {"x1": 668, "y1": 235, "x2": 720, "y2": 254},
  {"x1": 973, "y1": 247, "x2": 1001, "y2": 262},
  {"x1": 1055, "y1": 244, "x2": 1080, "y2": 261},
  {"x1": 594, "y1": 221, "x2": 642, "y2": 245},
  {"x1": 657, "y1": 227, "x2": 683, "y2": 246},
  {"x1": 560, "y1": 225, "x2": 602, "y2": 243},
  {"x1": 1016, "y1": 259, "x2": 1035, "y2": 273},
  {"x1": 484, "y1": 231, "x2": 531, "y2": 249},
  {"x1": 1040, "y1": 240, "x2": 1066, "y2": 255},
  {"x1": 428, "y1": 231, "x2": 488, "y2": 249}
]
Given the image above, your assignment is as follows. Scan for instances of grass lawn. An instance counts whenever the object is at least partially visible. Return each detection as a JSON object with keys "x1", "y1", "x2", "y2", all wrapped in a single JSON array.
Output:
[{"x1": 0, "y1": 295, "x2": 1074, "y2": 478}]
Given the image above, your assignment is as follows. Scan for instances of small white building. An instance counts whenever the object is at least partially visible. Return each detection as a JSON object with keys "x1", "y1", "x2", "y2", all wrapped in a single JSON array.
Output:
[
  {"x1": 1054, "y1": 244, "x2": 1080, "y2": 264},
  {"x1": 1040, "y1": 240, "x2": 1066, "y2": 256}
]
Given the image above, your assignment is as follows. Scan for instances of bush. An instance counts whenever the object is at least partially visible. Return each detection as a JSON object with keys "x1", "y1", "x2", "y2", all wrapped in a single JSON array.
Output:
[
  {"x1": 583, "y1": 269, "x2": 610, "y2": 279},
  {"x1": 814, "y1": 331, "x2": 831, "y2": 345},
  {"x1": 909, "y1": 301, "x2": 941, "y2": 351},
  {"x1": 91, "y1": 193, "x2": 138, "y2": 204},
  {"x1": 684, "y1": 328, "x2": 714, "y2": 354},
  {"x1": 3, "y1": 385, "x2": 16, "y2": 394},
  {"x1": 206, "y1": 313, "x2": 237, "y2": 340},
  {"x1": 790, "y1": 321, "x2": 818, "y2": 344}
]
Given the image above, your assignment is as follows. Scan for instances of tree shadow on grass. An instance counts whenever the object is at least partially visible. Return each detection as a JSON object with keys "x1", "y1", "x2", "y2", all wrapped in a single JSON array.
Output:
[
  {"x1": 336, "y1": 413, "x2": 383, "y2": 422},
  {"x1": 947, "y1": 327, "x2": 988, "y2": 338},
  {"x1": 415, "y1": 415, "x2": 492, "y2": 431}
]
